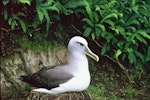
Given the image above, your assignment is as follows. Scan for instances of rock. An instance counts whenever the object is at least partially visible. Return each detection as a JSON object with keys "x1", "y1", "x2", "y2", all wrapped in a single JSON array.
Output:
[{"x1": 0, "y1": 46, "x2": 69, "y2": 99}]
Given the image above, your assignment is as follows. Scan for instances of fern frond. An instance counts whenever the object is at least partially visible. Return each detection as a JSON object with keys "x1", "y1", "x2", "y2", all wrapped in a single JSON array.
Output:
[
  {"x1": 101, "y1": 13, "x2": 118, "y2": 23},
  {"x1": 83, "y1": 0, "x2": 93, "y2": 21}
]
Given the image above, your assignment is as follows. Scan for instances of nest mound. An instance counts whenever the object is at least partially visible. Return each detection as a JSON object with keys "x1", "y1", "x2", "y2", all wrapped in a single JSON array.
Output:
[{"x1": 29, "y1": 91, "x2": 92, "y2": 100}]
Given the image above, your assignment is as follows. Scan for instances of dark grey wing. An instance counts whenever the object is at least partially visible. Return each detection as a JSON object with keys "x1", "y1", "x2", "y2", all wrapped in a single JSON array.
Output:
[{"x1": 20, "y1": 65, "x2": 74, "y2": 89}]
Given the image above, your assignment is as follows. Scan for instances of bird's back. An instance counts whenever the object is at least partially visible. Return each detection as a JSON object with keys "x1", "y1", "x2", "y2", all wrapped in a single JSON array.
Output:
[{"x1": 20, "y1": 65, "x2": 74, "y2": 89}]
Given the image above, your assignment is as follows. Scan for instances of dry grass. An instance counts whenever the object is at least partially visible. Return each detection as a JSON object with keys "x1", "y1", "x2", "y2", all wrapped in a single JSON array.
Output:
[{"x1": 29, "y1": 91, "x2": 92, "y2": 100}]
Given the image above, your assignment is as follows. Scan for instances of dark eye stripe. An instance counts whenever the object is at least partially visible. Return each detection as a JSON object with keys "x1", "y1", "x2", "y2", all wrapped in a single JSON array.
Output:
[{"x1": 77, "y1": 42, "x2": 84, "y2": 46}]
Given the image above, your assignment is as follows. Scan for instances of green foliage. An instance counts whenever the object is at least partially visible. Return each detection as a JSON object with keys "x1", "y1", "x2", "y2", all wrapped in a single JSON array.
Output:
[
  {"x1": 18, "y1": 0, "x2": 32, "y2": 5},
  {"x1": 36, "y1": 0, "x2": 59, "y2": 32},
  {"x1": 17, "y1": 33, "x2": 50, "y2": 51},
  {"x1": 61, "y1": 0, "x2": 150, "y2": 80},
  {"x1": 25, "y1": 85, "x2": 33, "y2": 91},
  {"x1": 88, "y1": 84, "x2": 105, "y2": 100},
  {"x1": 82, "y1": 0, "x2": 121, "y2": 40},
  {"x1": 2, "y1": 0, "x2": 150, "y2": 78},
  {"x1": 71, "y1": 0, "x2": 150, "y2": 71},
  {"x1": 124, "y1": 84, "x2": 139, "y2": 96},
  {"x1": 7, "y1": 12, "x2": 28, "y2": 32},
  {"x1": 2, "y1": 0, "x2": 60, "y2": 33}
]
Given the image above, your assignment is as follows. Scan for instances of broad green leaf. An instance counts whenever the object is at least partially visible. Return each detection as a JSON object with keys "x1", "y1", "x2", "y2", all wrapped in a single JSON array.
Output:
[
  {"x1": 83, "y1": 0, "x2": 93, "y2": 21},
  {"x1": 95, "y1": 5, "x2": 103, "y2": 17},
  {"x1": 131, "y1": 0, "x2": 138, "y2": 13},
  {"x1": 42, "y1": 9, "x2": 50, "y2": 23},
  {"x1": 101, "y1": 43, "x2": 110, "y2": 56},
  {"x1": 135, "y1": 34, "x2": 147, "y2": 45},
  {"x1": 95, "y1": 27, "x2": 101, "y2": 39},
  {"x1": 8, "y1": 16, "x2": 18, "y2": 30},
  {"x1": 93, "y1": 12, "x2": 99, "y2": 23},
  {"x1": 110, "y1": 27, "x2": 119, "y2": 35},
  {"x1": 19, "y1": 0, "x2": 31, "y2": 5},
  {"x1": 103, "y1": 19, "x2": 115, "y2": 27},
  {"x1": 127, "y1": 26, "x2": 136, "y2": 32},
  {"x1": 83, "y1": 27, "x2": 92, "y2": 37},
  {"x1": 138, "y1": 30, "x2": 150, "y2": 40},
  {"x1": 10, "y1": 20, "x2": 17, "y2": 30},
  {"x1": 12, "y1": 15, "x2": 19, "y2": 20},
  {"x1": 8, "y1": 18, "x2": 12, "y2": 25},
  {"x1": 146, "y1": 46, "x2": 150, "y2": 61},
  {"x1": 107, "y1": 0, "x2": 117, "y2": 7},
  {"x1": 116, "y1": 26, "x2": 125, "y2": 35},
  {"x1": 96, "y1": 24, "x2": 106, "y2": 31},
  {"x1": 36, "y1": 6, "x2": 44, "y2": 22},
  {"x1": 40, "y1": 0, "x2": 54, "y2": 7},
  {"x1": 101, "y1": 14, "x2": 118, "y2": 23},
  {"x1": 95, "y1": 5, "x2": 100, "y2": 12},
  {"x1": 126, "y1": 32, "x2": 132, "y2": 36},
  {"x1": 122, "y1": 54, "x2": 127, "y2": 61},
  {"x1": 143, "y1": 17, "x2": 150, "y2": 27},
  {"x1": 126, "y1": 19, "x2": 140, "y2": 26},
  {"x1": 117, "y1": 41, "x2": 125, "y2": 48},
  {"x1": 101, "y1": 44, "x2": 107, "y2": 56},
  {"x1": 114, "y1": 49, "x2": 122, "y2": 59},
  {"x1": 2, "y1": 0, "x2": 9, "y2": 5},
  {"x1": 32, "y1": 18, "x2": 40, "y2": 28},
  {"x1": 128, "y1": 51, "x2": 136, "y2": 64},
  {"x1": 134, "y1": 50, "x2": 144, "y2": 62},
  {"x1": 91, "y1": 33, "x2": 95, "y2": 40},
  {"x1": 42, "y1": 9, "x2": 50, "y2": 32},
  {"x1": 64, "y1": 0, "x2": 85, "y2": 9},
  {"x1": 47, "y1": 0, "x2": 54, "y2": 5},
  {"x1": 11, "y1": 22, "x2": 15, "y2": 30},
  {"x1": 131, "y1": 0, "x2": 136, "y2": 7},
  {"x1": 132, "y1": 5, "x2": 139, "y2": 13},
  {"x1": 4, "y1": 8, "x2": 8, "y2": 20},
  {"x1": 45, "y1": 6, "x2": 59, "y2": 13},
  {"x1": 82, "y1": 18, "x2": 94, "y2": 27},
  {"x1": 46, "y1": 22, "x2": 50, "y2": 32},
  {"x1": 17, "y1": 12, "x2": 26, "y2": 17},
  {"x1": 125, "y1": 46, "x2": 133, "y2": 53},
  {"x1": 105, "y1": 32, "x2": 114, "y2": 42},
  {"x1": 18, "y1": 18, "x2": 27, "y2": 33}
]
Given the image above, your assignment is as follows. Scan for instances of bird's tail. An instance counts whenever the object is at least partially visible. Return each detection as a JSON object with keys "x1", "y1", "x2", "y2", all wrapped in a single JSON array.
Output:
[{"x1": 19, "y1": 75, "x2": 30, "y2": 83}]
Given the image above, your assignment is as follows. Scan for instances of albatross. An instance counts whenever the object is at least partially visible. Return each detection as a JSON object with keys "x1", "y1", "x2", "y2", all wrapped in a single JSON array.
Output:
[{"x1": 20, "y1": 36, "x2": 99, "y2": 94}]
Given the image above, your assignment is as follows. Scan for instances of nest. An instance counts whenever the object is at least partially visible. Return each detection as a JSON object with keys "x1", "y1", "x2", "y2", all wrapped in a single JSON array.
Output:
[{"x1": 29, "y1": 91, "x2": 92, "y2": 100}]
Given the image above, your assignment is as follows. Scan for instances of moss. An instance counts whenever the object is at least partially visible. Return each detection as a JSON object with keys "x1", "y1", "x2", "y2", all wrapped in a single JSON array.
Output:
[{"x1": 11, "y1": 31, "x2": 65, "y2": 52}]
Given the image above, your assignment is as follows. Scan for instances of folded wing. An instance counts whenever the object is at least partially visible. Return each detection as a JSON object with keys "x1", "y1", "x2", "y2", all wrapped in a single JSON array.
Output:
[{"x1": 20, "y1": 65, "x2": 74, "y2": 89}]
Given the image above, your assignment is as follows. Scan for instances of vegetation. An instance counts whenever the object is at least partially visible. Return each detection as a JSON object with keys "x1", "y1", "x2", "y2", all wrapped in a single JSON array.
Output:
[{"x1": 1, "y1": 0, "x2": 150, "y2": 99}]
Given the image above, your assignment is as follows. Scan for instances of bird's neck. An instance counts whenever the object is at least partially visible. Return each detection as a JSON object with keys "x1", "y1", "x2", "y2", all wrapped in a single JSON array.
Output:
[{"x1": 68, "y1": 51, "x2": 89, "y2": 70}]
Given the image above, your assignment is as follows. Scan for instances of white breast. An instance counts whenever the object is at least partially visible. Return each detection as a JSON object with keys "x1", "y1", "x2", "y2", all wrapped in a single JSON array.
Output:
[{"x1": 60, "y1": 70, "x2": 91, "y2": 92}]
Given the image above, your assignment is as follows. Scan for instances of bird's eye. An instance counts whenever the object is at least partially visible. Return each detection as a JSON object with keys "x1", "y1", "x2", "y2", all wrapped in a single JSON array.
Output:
[{"x1": 77, "y1": 42, "x2": 84, "y2": 46}]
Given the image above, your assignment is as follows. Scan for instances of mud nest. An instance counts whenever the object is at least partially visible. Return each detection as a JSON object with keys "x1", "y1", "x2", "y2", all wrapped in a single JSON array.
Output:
[{"x1": 29, "y1": 91, "x2": 92, "y2": 100}]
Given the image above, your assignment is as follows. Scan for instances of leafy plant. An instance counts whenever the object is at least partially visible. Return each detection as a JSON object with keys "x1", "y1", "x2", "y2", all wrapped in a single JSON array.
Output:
[
  {"x1": 66, "y1": 0, "x2": 150, "y2": 82},
  {"x1": 82, "y1": 0, "x2": 122, "y2": 40},
  {"x1": 1, "y1": 0, "x2": 150, "y2": 83},
  {"x1": 35, "y1": 0, "x2": 59, "y2": 32},
  {"x1": 2, "y1": 0, "x2": 61, "y2": 33},
  {"x1": 18, "y1": 0, "x2": 32, "y2": 5},
  {"x1": 7, "y1": 12, "x2": 28, "y2": 32}
]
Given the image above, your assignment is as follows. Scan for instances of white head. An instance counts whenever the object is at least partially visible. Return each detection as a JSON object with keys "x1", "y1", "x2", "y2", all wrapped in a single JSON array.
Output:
[{"x1": 68, "y1": 36, "x2": 99, "y2": 62}]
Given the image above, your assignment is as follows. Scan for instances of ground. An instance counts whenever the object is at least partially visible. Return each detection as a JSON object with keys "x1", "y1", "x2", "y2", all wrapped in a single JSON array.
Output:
[
  {"x1": 88, "y1": 58, "x2": 150, "y2": 100},
  {"x1": 3, "y1": 57, "x2": 150, "y2": 100}
]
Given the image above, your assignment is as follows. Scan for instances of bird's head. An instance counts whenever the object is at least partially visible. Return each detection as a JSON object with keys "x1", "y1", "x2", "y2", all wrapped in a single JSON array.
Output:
[{"x1": 68, "y1": 36, "x2": 99, "y2": 62}]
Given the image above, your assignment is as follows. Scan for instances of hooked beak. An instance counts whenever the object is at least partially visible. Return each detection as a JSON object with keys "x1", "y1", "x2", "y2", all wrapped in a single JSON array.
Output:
[{"x1": 85, "y1": 45, "x2": 99, "y2": 62}]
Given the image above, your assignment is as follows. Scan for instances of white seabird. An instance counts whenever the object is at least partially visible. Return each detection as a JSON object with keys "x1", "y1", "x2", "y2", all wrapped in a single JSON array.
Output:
[{"x1": 21, "y1": 36, "x2": 99, "y2": 94}]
